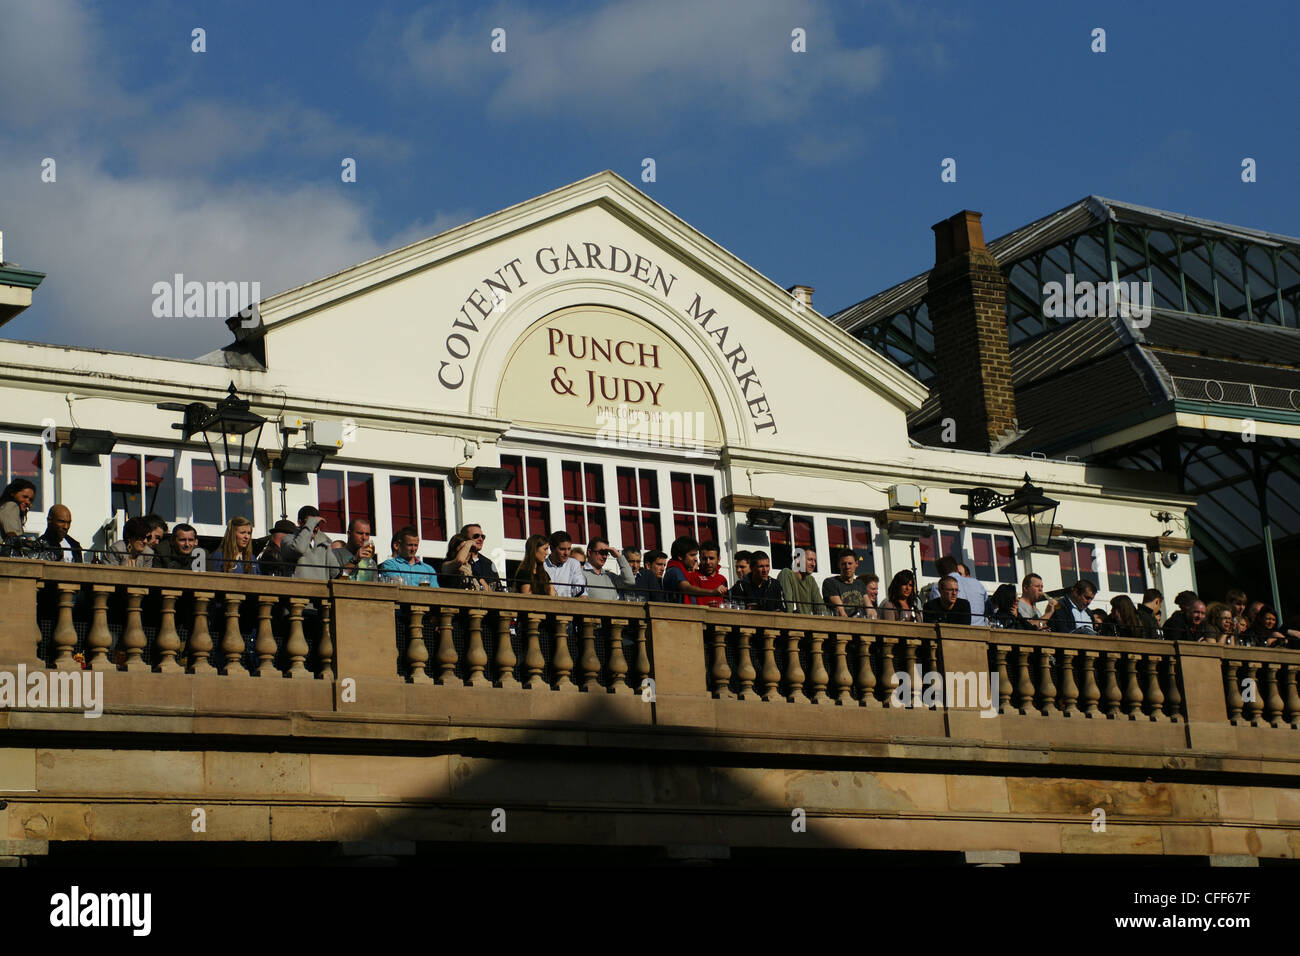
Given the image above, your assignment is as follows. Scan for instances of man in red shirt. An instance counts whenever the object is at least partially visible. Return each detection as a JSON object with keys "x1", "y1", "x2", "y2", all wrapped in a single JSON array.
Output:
[{"x1": 686, "y1": 540, "x2": 728, "y2": 607}]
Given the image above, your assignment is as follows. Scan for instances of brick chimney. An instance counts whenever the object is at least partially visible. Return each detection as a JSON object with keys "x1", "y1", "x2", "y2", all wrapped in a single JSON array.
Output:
[{"x1": 923, "y1": 210, "x2": 1016, "y2": 452}]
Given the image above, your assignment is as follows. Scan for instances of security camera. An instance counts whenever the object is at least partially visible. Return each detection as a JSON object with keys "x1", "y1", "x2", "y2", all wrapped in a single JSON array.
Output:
[{"x1": 1161, "y1": 552, "x2": 1179, "y2": 568}]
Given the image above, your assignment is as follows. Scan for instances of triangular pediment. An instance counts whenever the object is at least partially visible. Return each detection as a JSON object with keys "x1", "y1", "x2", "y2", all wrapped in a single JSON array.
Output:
[{"x1": 253, "y1": 171, "x2": 926, "y2": 451}]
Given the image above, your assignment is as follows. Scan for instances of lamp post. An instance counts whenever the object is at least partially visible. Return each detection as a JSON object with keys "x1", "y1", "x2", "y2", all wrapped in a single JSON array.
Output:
[
  {"x1": 954, "y1": 473, "x2": 1061, "y2": 551},
  {"x1": 158, "y1": 382, "x2": 267, "y2": 478}
]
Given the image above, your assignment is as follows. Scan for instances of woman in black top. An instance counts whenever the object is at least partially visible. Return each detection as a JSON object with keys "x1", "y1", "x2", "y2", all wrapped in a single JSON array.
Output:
[
  {"x1": 989, "y1": 584, "x2": 1034, "y2": 630},
  {"x1": 513, "y1": 534, "x2": 553, "y2": 596}
]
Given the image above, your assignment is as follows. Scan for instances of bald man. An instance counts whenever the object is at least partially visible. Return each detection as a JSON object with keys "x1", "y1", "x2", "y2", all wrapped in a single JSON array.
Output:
[{"x1": 40, "y1": 504, "x2": 83, "y2": 563}]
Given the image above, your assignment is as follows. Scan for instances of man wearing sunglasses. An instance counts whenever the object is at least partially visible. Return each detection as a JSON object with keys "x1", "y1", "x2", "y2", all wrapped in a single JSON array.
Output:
[
  {"x1": 458, "y1": 523, "x2": 500, "y2": 588},
  {"x1": 581, "y1": 536, "x2": 636, "y2": 600}
]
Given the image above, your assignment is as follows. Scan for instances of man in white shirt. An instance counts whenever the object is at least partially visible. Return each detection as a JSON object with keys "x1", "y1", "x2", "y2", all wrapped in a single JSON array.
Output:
[
  {"x1": 927, "y1": 555, "x2": 989, "y2": 625},
  {"x1": 544, "y1": 530, "x2": 587, "y2": 598},
  {"x1": 40, "y1": 504, "x2": 82, "y2": 563}
]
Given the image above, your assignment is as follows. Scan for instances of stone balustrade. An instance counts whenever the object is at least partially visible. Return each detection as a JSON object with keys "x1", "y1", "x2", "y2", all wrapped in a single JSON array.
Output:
[
  {"x1": 0, "y1": 558, "x2": 1296, "y2": 747},
  {"x1": 3, "y1": 558, "x2": 1300, "y2": 862}
]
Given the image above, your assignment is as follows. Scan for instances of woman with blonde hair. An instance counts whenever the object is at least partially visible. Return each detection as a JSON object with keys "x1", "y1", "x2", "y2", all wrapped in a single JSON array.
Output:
[{"x1": 210, "y1": 517, "x2": 259, "y2": 574}]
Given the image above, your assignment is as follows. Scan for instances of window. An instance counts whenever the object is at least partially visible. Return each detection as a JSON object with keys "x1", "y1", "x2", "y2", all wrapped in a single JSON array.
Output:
[
  {"x1": 617, "y1": 466, "x2": 661, "y2": 551},
  {"x1": 316, "y1": 469, "x2": 373, "y2": 534},
  {"x1": 1060, "y1": 541, "x2": 1099, "y2": 585},
  {"x1": 1106, "y1": 544, "x2": 1147, "y2": 594},
  {"x1": 971, "y1": 532, "x2": 1017, "y2": 584},
  {"x1": 192, "y1": 461, "x2": 253, "y2": 528},
  {"x1": 389, "y1": 476, "x2": 447, "y2": 542},
  {"x1": 769, "y1": 513, "x2": 815, "y2": 571},
  {"x1": 561, "y1": 461, "x2": 607, "y2": 544},
  {"x1": 919, "y1": 528, "x2": 962, "y2": 577},
  {"x1": 500, "y1": 455, "x2": 549, "y2": 539},
  {"x1": 2, "y1": 440, "x2": 44, "y2": 513},
  {"x1": 827, "y1": 517, "x2": 874, "y2": 573},
  {"x1": 109, "y1": 452, "x2": 176, "y2": 521},
  {"x1": 670, "y1": 472, "x2": 718, "y2": 544}
]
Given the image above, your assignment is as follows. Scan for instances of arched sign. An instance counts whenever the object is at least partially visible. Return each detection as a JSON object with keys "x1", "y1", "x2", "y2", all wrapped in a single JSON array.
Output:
[{"x1": 496, "y1": 306, "x2": 723, "y2": 448}]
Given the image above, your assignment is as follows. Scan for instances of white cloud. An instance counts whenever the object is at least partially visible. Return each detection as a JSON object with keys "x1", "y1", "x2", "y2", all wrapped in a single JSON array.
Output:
[
  {"x1": 0, "y1": 0, "x2": 455, "y2": 359},
  {"x1": 380, "y1": 0, "x2": 889, "y2": 127}
]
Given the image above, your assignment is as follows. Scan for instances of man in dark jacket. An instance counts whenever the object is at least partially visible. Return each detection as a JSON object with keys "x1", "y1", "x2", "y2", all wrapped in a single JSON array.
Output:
[
  {"x1": 729, "y1": 551, "x2": 786, "y2": 611},
  {"x1": 1137, "y1": 588, "x2": 1163, "y2": 639},
  {"x1": 923, "y1": 577, "x2": 972, "y2": 625},
  {"x1": 257, "y1": 519, "x2": 299, "y2": 576},
  {"x1": 39, "y1": 505, "x2": 82, "y2": 563},
  {"x1": 1050, "y1": 580, "x2": 1099, "y2": 633},
  {"x1": 152, "y1": 523, "x2": 200, "y2": 570}
]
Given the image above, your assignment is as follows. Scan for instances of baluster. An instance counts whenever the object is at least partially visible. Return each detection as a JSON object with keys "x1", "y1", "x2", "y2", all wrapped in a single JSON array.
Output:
[
  {"x1": 317, "y1": 598, "x2": 335, "y2": 680},
  {"x1": 495, "y1": 614, "x2": 519, "y2": 689},
  {"x1": 120, "y1": 586, "x2": 149, "y2": 671},
  {"x1": 221, "y1": 593, "x2": 248, "y2": 676},
  {"x1": 993, "y1": 646, "x2": 1012, "y2": 714},
  {"x1": 1079, "y1": 650, "x2": 1100, "y2": 717},
  {"x1": 1162, "y1": 656, "x2": 1183, "y2": 722},
  {"x1": 831, "y1": 632, "x2": 853, "y2": 705},
  {"x1": 1142, "y1": 655, "x2": 1165, "y2": 721},
  {"x1": 405, "y1": 605, "x2": 432, "y2": 684},
  {"x1": 1100, "y1": 651, "x2": 1122, "y2": 717},
  {"x1": 807, "y1": 632, "x2": 830, "y2": 704},
  {"x1": 1036, "y1": 646, "x2": 1058, "y2": 715},
  {"x1": 155, "y1": 589, "x2": 183, "y2": 674},
  {"x1": 855, "y1": 635, "x2": 876, "y2": 706},
  {"x1": 1058, "y1": 649, "x2": 1079, "y2": 716},
  {"x1": 921, "y1": 639, "x2": 938, "y2": 683},
  {"x1": 285, "y1": 597, "x2": 313, "y2": 679},
  {"x1": 466, "y1": 609, "x2": 490, "y2": 687},
  {"x1": 633, "y1": 619, "x2": 651, "y2": 695},
  {"x1": 877, "y1": 636, "x2": 898, "y2": 707},
  {"x1": 710, "y1": 624, "x2": 735, "y2": 699},
  {"x1": 522, "y1": 612, "x2": 546, "y2": 689},
  {"x1": 1263, "y1": 662, "x2": 1284, "y2": 727},
  {"x1": 1121, "y1": 653, "x2": 1143, "y2": 719},
  {"x1": 551, "y1": 614, "x2": 576, "y2": 691},
  {"x1": 736, "y1": 627, "x2": 759, "y2": 700},
  {"x1": 255, "y1": 596, "x2": 279, "y2": 677},
  {"x1": 760, "y1": 628, "x2": 783, "y2": 702},
  {"x1": 1223, "y1": 660, "x2": 1243, "y2": 722},
  {"x1": 1281, "y1": 663, "x2": 1300, "y2": 726},
  {"x1": 784, "y1": 630, "x2": 807, "y2": 703},
  {"x1": 577, "y1": 615, "x2": 601, "y2": 692},
  {"x1": 901, "y1": 640, "x2": 920, "y2": 708},
  {"x1": 1014, "y1": 646, "x2": 1035, "y2": 715},
  {"x1": 1241, "y1": 662, "x2": 1262, "y2": 725},
  {"x1": 188, "y1": 591, "x2": 216, "y2": 674},
  {"x1": 86, "y1": 585, "x2": 115, "y2": 671},
  {"x1": 53, "y1": 584, "x2": 80, "y2": 671},
  {"x1": 606, "y1": 617, "x2": 629, "y2": 693},
  {"x1": 436, "y1": 607, "x2": 458, "y2": 684}
]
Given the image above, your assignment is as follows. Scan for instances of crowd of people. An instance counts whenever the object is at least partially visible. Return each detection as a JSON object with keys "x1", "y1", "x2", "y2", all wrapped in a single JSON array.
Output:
[{"x1": 1, "y1": 476, "x2": 1294, "y2": 646}]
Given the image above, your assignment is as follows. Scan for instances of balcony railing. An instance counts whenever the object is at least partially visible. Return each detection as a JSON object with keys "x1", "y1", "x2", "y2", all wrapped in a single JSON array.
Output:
[{"x1": 1, "y1": 558, "x2": 1297, "y2": 742}]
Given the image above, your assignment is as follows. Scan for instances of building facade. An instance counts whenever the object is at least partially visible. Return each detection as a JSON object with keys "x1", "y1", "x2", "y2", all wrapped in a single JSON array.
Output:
[{"x1": 0, "y1": 173, "x2": 1195, "y2": 607}]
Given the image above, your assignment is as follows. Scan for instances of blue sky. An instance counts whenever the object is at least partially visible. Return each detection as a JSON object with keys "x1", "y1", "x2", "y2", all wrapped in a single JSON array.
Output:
[{"x1": 2, "y1": 0, "x2": 1297, "y2": 358}]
